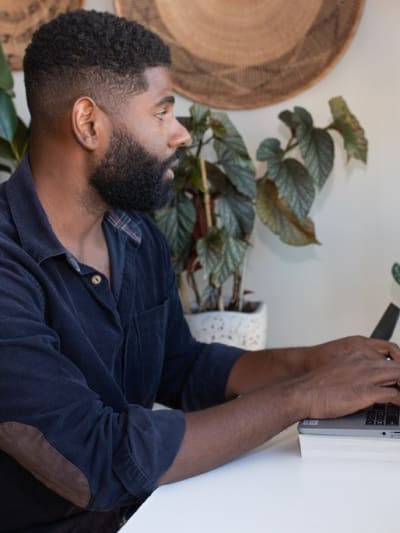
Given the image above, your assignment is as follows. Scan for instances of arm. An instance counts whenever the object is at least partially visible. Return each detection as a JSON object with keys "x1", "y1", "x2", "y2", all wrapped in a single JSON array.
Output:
[
  {"x1": 159, "y1": 336, "x2": 400, "y2": 485},
  {"x1": 226, "y1": 336, "x2": 400, "y2": 397},
  {"x1": 0, "y1": 256, "x2": 186, "y2": 511}
]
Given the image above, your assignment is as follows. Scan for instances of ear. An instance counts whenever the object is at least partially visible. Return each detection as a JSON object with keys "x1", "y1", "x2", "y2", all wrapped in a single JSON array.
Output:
[{"x1": 71, "y1": 97, "x2": 105, "y2": 151}]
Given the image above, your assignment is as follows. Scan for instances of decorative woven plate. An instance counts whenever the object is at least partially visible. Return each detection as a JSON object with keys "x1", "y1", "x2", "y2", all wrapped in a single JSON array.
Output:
[
  {"x1": 114, "y1": 0, "x2": 364, "y2": 109},
  {"x1": 0, "y1": 0, "x2": 83, "y2": 70}
]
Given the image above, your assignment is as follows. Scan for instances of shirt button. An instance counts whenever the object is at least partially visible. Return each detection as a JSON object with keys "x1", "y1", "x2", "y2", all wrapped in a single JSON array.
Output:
[{"x1": 91, "y1": 274, "x2": 102, "y2": 285}]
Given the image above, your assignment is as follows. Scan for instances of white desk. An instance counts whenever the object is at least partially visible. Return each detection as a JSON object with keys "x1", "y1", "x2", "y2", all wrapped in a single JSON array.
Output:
[{"x1": 121, "y1": 425, "x2": 400, "y2": 532}]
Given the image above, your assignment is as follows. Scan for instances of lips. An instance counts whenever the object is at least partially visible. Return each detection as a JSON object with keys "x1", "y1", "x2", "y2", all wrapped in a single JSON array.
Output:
[
  {"x1": 163, "y1": 167, "x2": 175, "y2": 180},
  {"x1": 163, "y1": 154, "x2": 179, "y2": 181}
]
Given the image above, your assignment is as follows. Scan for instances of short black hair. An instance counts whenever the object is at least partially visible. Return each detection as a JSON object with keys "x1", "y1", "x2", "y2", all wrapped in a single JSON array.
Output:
[{"x1": 23, "y1": 9, "x2": 171, "y2": 127}]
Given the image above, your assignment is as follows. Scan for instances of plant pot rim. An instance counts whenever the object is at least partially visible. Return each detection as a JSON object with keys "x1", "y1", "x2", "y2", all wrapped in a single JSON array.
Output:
[{"x1": 187, "y1": 301, "x2": 266, "y2": 317}]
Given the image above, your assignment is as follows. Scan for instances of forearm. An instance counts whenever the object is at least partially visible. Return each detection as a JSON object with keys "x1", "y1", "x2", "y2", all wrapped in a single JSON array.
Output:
[
  {"x1": 159, "y1": 377, "x2": 306, "y2": 485},
  {"x1": 225, "y1": 346, "x2": 312, "y2": 398}
]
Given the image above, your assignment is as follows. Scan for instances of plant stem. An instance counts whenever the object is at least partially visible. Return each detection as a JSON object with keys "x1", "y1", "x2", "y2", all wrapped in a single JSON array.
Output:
[
  {"x1": 199, "y1": 156, "x2": 212, "y2": 229},
  {"x1": 283, "y1": 134, "x2": 298, "y2": 155},
  {"x1": 188, "y1": 272, "x2": 201, "y2": 307},
  {"x1": 230, "y1": 269, "x2": 242, "y2": 310},
  {"x1": 195, "y1": 138, "x2": 203, "y2": 158},
  {"x1": 178, "y1": 274, "x2": 191, "y2": 315},
  {"x1": 217, "y1": 286, "x2": 224, "y2": 312}
]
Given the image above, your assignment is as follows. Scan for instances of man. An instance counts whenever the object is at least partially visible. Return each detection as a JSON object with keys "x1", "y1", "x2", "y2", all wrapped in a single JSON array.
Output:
[{"x1": 0, "y1": 9, "x2": 399, "y2": 532}]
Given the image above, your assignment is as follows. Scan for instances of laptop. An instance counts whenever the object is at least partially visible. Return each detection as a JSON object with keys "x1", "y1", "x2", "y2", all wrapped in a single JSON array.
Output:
[{"x1": 298, "y1": 303, "x2": 400, "y2": 439}]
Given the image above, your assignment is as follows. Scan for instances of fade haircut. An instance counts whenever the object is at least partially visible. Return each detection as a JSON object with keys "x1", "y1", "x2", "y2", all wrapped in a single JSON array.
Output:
[{"x1": 23, "y1": 9, "x2": 171, "y2": 128}]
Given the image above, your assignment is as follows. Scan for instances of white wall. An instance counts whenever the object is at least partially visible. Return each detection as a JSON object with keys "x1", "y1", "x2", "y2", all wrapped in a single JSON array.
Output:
[{"x1": 12, "y1": 0, "x2": 400, "y2": 347}]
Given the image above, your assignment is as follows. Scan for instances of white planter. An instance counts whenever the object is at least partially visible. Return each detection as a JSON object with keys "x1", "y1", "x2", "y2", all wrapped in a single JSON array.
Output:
[{"x1": 185, "y1": 302, "x2": 268, "y2": 350}]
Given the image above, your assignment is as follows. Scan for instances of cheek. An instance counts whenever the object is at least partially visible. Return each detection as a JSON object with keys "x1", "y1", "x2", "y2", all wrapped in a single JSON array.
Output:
[{"x1": 132, "y1": 118, "x2": 170, "y2": 152}]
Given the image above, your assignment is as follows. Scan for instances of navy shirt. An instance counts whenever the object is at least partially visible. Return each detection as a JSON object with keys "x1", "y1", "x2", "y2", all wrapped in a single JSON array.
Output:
[{"x1": 0, "y1": 158, "x2": 243, "y2": 531}]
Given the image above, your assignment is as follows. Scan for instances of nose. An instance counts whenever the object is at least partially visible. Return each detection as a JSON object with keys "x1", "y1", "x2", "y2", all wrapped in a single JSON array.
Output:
[{"x1": 169, "y1": 117, "x2": 191, "y2": 148}]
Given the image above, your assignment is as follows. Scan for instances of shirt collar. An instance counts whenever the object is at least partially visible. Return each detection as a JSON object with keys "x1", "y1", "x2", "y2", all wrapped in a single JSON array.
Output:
[
  {"x1": 105, "y1": 209, "x2": 142, "y2": 245},
  {"x1": 5, "y1": 156, "x2": 142, "y2": 265}
]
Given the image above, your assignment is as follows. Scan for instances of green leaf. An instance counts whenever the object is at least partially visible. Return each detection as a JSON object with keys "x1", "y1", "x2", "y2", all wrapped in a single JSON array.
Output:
[
  {"x1": 196, "y1": 228, "x2": 248, "y2": 287},
  {"x1": 189, "y1": 103, "x2": 210, "y2": 142},
  {"x1": 0, "y1": 91, "x2": 17, "y2": 142},
  {"x1": 256, "y1": 139, "x2": 314, "y2": 220},
  {"x1": 217, "y1": 186, "x2": 255, "y2": 238},
  {"x1": 270, "y1": 158, "x2": 315, "y2": 222},
  {"x1": 329, "y1": 96, "x2": 368, "y2": 163},
  {"x1": 154, "y1": 193, "x2": 196, "y2": 272},
  {"x1": 256, "y1": 178, "x2": 319, "y2": 245},
  {"x1": 0, "y1": 155, "x2": 16, "y2": 174},
  {"x1": 0, "y1": 137, "x2": 16, "y2": 161},
  {"x1": 206, "y1": 162, "x2": 229, "y2": 194},
  {"x1": 174, "y1": 152, "x2": 202, "y2": 192},
  {"x1": 211, "y1": 233, "x2": 248, "y2": 287},
  {"x1": 256, "y1": 137, "x2": 282, "y2": 163},
  {"x1": 214, "y1": 140, "x2": 256, "y2": 199},
  {"x1": 210, "y1": 111, "x2": 250, "y2": 158},
  {"x1": 12, "y1": 118, "x2": 30, "y2": 161},
  {"x1": 0, "y1": 43, "x2": 13, "y2": 92},
  {"x1": 278, "y1": 110, "x2": 295, "y2": 130},
  {"x1": 196, "y1": 227, "x2": 224, "y2": 279},
  {"x1": 392, "y1": 263, "x2": 400, "y2": 286},
  {"x1": 297, "y1": 127, "x2": 334, "y2": 189},
  {"x1": 191, "y1": 103, "x2": 209, "y2": 125},
  {"x1": 293, "y1": 106, "x2": 313, "y2": 129}
]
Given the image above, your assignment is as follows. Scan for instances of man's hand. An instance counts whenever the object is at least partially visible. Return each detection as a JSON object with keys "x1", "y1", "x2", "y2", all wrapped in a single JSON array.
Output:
[
  {"x1": 226, "y1": 335, "x2": 400, "y2": 399},
  {"x1": 304, "y1": 335, "x2": 400, "y2": 372},
  {"x1": 296, "y1": 348, "x2": 400, "y2": 419}
]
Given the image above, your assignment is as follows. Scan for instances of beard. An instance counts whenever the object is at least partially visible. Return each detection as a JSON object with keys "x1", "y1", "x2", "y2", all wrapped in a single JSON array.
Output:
[{"x1": 89, "y1": 128, "x2": 177, "y2": 212}]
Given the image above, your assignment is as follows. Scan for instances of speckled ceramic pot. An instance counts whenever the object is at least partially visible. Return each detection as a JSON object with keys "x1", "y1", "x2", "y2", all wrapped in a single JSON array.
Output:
[{"x1": 185, "y1": 302, "x2": 268, "y2": 350}]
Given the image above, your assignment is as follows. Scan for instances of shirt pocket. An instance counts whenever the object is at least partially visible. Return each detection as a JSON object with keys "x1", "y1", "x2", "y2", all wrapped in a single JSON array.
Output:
[{"x1": 132, "y1": 299, "x2": 169, "y2": 404}]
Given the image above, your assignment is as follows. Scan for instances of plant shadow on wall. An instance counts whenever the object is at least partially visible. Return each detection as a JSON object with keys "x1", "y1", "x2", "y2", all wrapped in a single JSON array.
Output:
[
  {"x1": 154, "y1": 100, "x2": 368, "y2": 314},
  {"x1": 0, "y1": 44, "x2": 29, "y2": 175}
]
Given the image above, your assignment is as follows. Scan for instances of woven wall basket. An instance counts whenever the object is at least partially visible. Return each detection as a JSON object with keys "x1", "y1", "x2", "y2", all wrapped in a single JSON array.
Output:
[
  {"x1": 114, "y1": 0, "x2": 365, "y2": 110},
  {"x1": 0, "y1": 0, "x2": 82, "y2": 70}
]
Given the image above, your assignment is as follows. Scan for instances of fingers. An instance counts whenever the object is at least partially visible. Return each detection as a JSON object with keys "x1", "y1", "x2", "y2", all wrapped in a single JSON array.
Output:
[
  {"x1": 360, "y1": 357, "x2": 400, "y2": 385},
  {"x1": 383, "y1": 341, "x2": 400, "y2": 361},
  {"x1": 344, "y1": 336, "x2": 400, "y2": 362},
  {"x1": 369, "y1": 385, "x2": 400, "y2": 405},
  {"x1": 305, "y1": 337, "x2": 400, "y2": 418},
  {"x1": 364, "y1": 337, "x2": 400, "y2": 358}
]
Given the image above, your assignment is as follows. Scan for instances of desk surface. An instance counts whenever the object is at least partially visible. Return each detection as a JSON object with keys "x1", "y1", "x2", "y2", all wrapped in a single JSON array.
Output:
[{"x1": 121, "y1": 425, "x2": 400, "y2": 533}]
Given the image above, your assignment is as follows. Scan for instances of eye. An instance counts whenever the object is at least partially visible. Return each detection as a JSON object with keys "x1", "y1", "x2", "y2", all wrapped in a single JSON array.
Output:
[{"x1": 155, "y1": 109, "x2": 168, "y2": 121}]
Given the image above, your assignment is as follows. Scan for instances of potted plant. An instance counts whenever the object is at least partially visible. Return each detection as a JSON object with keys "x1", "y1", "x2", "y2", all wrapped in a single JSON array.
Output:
[
  {"x1": 154, "y1": 99, "x2": 367, "y2": 348},
  {"x1": 0, "y1": 42, "x2": 29, "y2": 176}
]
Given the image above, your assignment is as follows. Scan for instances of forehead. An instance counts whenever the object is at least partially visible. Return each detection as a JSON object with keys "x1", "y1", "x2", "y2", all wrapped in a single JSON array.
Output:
[{"x1": 126, "y1": 66, "x2": 173, "y2": 110}]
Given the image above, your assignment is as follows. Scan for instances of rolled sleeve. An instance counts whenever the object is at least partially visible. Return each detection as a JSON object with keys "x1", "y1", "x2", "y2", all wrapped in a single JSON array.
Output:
[
  {"x1": 113, "y1": 407, "x2": 185, "y2": 502},
  {"x1": 181, "y1": 342, "x2": 243, "y2": 411}
]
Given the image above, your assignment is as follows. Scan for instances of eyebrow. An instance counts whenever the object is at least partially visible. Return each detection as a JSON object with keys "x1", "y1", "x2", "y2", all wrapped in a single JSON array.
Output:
[{"x1": 155, "y1": 95, "x2": 175, "y2": 106}]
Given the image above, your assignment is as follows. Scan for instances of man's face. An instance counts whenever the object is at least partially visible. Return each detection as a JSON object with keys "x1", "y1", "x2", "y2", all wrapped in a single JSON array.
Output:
[{"x1": 89, "y1": 67, "x2": 190, "y2": 212}]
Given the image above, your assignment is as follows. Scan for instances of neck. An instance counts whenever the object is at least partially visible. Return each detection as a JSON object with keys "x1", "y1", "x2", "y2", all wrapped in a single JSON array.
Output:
[{"x1": 30, "y1": 151, "x2": 111, "y2": 279}]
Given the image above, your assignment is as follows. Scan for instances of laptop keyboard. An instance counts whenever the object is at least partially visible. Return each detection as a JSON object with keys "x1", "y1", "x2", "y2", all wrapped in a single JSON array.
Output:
[{"x1": 365, "y1": 404, "x2": 400, "y2": 425}]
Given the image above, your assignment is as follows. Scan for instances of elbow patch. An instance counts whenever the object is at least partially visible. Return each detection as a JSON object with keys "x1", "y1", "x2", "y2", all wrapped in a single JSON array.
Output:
[{"x1": 0, "y1": 421, "x2": 90, "y2": 508}]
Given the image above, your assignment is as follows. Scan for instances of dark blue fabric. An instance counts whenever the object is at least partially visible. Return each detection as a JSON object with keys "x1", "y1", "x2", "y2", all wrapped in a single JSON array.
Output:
[{"x1": 0, "y1": 157, "x2": 243, "y2": 531}]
